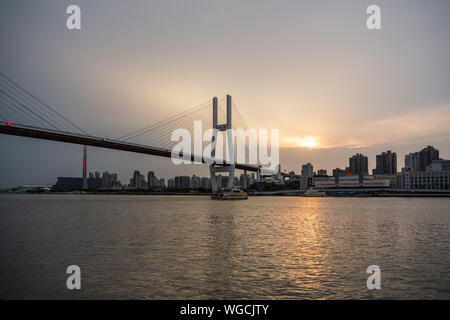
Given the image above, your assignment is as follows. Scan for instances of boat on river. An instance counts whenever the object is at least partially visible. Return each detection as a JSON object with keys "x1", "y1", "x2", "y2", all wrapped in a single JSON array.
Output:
[
  {"x1": 302, "y1": 188, "x2": 326, "y2": 197},
  {"x1": 212, "y1": 188, "x2": 248, "y2": 200}
]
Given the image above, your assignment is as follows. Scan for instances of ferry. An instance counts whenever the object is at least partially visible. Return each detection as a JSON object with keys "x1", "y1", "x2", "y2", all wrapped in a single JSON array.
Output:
[
  {"x1": 211, "y1": 188, "x2": 248, "y2": 200},
  {"x1": 302, "y1": 188, "x2": 326, "y2": 197}
]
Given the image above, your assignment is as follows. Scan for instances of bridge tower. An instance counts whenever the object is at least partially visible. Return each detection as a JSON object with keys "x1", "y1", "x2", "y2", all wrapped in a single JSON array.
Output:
[
  {"x1": 82, "y1": 145, "x2": 88, "y2": 190},
  {"x1": 209, "y1": 95, "x2": 235, "y2": 193}
]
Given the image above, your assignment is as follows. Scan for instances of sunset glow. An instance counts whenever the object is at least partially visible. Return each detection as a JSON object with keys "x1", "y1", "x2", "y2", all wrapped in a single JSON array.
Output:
[
  {"x1": 299, "y1": 139, "x2": 318, "y2": 149},
  {"x1": 283, "y1": 137, "x2": 322, "y2": 149}
]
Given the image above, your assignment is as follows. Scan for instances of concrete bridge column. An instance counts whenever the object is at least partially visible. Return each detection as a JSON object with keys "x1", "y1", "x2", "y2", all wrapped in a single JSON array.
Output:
[{"x1": 209, "y1": 95, "x2": 235, "y2": 193}]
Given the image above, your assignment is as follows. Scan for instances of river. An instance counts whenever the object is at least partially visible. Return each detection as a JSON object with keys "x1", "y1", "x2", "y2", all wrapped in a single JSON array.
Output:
[{"x1": 0, "y1": 194, "x2": 449, "y2": 299}]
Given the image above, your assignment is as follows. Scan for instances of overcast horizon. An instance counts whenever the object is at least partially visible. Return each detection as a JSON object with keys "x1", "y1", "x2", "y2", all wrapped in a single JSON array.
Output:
[{"x1": 1, "y1": 0, "x2": 449, "y2": 187}]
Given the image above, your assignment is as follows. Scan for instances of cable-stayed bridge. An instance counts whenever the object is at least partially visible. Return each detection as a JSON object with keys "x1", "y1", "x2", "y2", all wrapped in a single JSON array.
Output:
[{"x1": 0, "y1": 72, "x2": 271, "y2": 192}]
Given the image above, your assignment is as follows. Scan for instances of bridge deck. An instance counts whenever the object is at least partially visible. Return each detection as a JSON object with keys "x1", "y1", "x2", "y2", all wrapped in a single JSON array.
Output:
[{"x1": 0, "y1": 123, "x2": 259, "y2": 172}]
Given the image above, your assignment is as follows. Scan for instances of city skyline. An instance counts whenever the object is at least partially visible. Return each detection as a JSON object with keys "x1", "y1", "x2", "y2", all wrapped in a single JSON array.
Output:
[
  {"x1": 1, "y1": 0, "x2": 450, "y2": 187},
  {"x1": 10, "y1": 144, "x2": 446, "y2": 191},
  {"x1": 0, "y1": 141, "x2": 448, "y2": 188}
]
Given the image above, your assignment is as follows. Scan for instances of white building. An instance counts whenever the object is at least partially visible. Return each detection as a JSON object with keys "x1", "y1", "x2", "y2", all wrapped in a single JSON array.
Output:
[
  {"x1": 301, "y1": 163, "x2": 314, "y2": 177},
  {"x1": 314, "y1": 175, "x2": 390, "y2": 189},
  {"x1": 397, "y1": 171, "x2": 450, "y2": 190}
]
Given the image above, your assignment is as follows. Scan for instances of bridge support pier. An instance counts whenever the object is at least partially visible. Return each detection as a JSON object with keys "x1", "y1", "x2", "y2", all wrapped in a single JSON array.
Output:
[
  {"x1": 82, "y1": 145, "x2": 88, "y2": 190},
  {"x1": 209, "y1": 95, "x2": 235, "y2": 193}
]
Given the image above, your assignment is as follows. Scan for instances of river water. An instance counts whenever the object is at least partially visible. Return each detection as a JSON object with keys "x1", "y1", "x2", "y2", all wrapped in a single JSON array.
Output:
[{"x1": 0, "y1": 194, "x2": 449, "y2": 299}]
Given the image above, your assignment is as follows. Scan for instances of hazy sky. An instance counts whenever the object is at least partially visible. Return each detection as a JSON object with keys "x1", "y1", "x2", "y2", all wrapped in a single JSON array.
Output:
[{"x1": 0, "y1": 0, "x2": 449, "y2": 187}]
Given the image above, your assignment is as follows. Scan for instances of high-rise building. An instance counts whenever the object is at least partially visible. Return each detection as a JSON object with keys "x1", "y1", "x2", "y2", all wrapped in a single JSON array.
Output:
[
  {"x1": 110, "y1": 173, "x2": 117, "y2": 187},
  {"x1": 374, "y1": 150, "x2": 397, "y2": 175},
  {"x1": 201, "y1": 177, "x2": 211, "y2": 190},
  {"x1": 317, "y1": 169, "x2": 327, "y2": 176},
  {"x1": 101, "y1": 171, "x2": 112, "y2": 188},
  {"x1": 175, "y1": 176, "x2": 190, "y2": 189},
  {"x1": 239, "y1": 174, "x2": 250, "y2": 189},
  {"x1": 168, "y1": 178, "x2": 175, "y2": 189},
  {"x1": 147, "y1": 171, "x2": 154, "y2": 188},
  {"x1": 190, "y1": 175, "x2": 201, "y2": 189},
  {"x1": 133, "y1": 170, "x2": 140, "y2": 188},
  {"x1": 148, "y1": 171, "x2": 160, "y2": 189},
  {"x1": 404, "y1": 152, "x2": 419, "y2": 172},
  {"x1": 418, "y1": 146, "x2": 439, "y2": 171},
  {"x1": 110, "y1": 173, "x2": 121, "y2": 188},
  {"x1": 349, "y1": 153, "x2": 368, "y2": 175},
  {"x1": 301, "y1": 163, "x2": 314, "y2": 177},
  {"x1": 131, "y1": 170, "x2": 146, "y2": 189}
]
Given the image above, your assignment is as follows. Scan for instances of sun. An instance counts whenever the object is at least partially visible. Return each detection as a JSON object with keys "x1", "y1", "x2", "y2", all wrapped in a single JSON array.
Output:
[
  {"x1": 283, "y1": 136, "x2": 321, "y2": 148},
  {"x1": 299, "y1": 139, "x2": 317, "y2": 149}
]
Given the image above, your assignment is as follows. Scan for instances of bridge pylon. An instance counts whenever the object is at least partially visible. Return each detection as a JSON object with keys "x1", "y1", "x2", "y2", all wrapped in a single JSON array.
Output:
[
  {"x1": 82, "y1": 145, "x2": 88, "y2": 190},
  {"x1": 209, "y1": 95, "x2": 235, "y2": 193}
]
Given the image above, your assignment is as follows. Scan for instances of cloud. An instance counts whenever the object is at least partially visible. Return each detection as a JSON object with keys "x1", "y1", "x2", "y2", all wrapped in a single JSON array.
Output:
[
  {"x1": 362, "y1": 105, "x2": 450, "y2": 145},
  {"x1": 283, "y1": 105, "x2": 450, "y2": 150}
]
